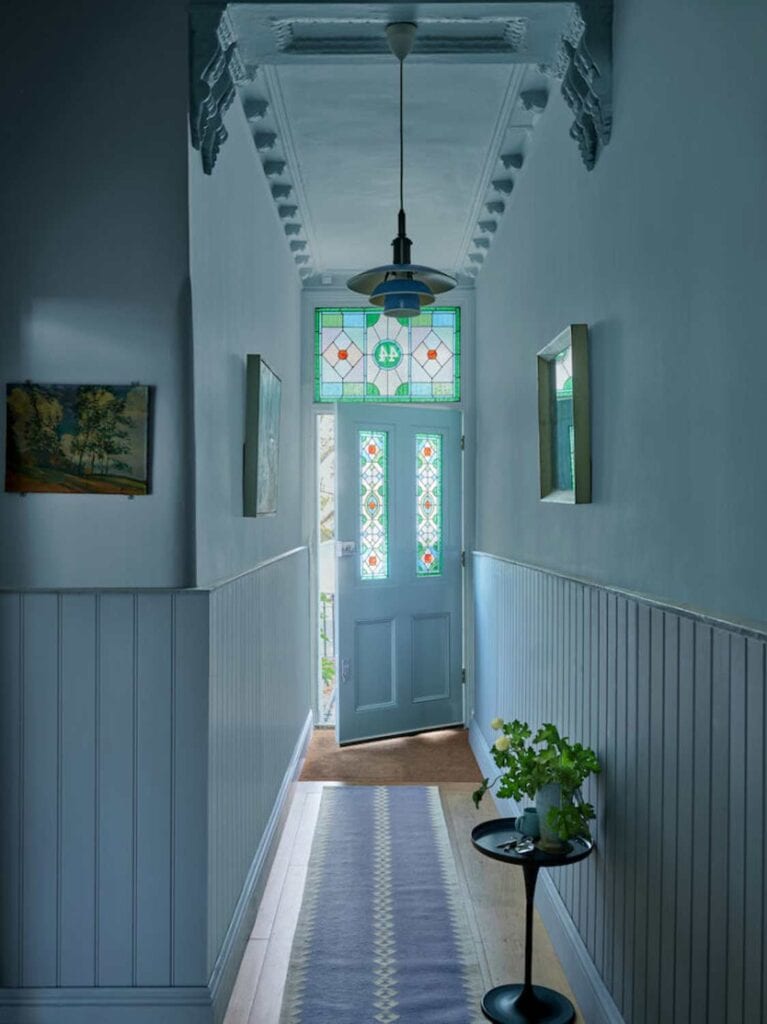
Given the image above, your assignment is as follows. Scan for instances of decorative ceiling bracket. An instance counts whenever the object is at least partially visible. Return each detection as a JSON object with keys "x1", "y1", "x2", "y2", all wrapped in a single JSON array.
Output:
[
  {"x1": 542, "y1": 1, "x2": 613, "y2": 170},
  {"x1": 192, "y1": 1, "x2": 612, "y2": 287},
  {"x1": 189, "y1": 6, "x2": 254, "y2": 175},
  {"x1": 190, "y1": 6, "x2": 317, "y2": 279}
]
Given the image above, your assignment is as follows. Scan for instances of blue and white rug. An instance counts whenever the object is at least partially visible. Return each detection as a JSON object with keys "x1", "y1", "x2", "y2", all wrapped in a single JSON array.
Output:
[{"x1": 280, "y1": 786, "x2": 485, "y2": 1024}]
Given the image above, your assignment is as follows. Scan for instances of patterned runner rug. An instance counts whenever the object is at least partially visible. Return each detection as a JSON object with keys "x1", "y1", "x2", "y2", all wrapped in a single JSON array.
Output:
[{"x1": 280, "y1": 786, "x2": 485, "y2": 1024}]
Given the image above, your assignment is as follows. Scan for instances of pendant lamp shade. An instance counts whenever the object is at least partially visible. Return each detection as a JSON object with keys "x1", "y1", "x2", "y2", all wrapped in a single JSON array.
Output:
[
  {"x1": 369, "y1": 276, "x2": 434, "y2": 318},
  {"x1": 346, "y1": 23, "x2": 456, "y2": 318}
]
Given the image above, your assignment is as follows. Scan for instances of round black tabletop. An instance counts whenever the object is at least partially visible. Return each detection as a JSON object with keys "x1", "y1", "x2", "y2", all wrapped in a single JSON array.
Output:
[{"x1": 471, "y1": 817, "x2": 593, "y2": 868}]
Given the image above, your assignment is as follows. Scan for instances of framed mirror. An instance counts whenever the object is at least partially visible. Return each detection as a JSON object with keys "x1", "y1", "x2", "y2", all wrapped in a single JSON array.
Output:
[{"x1": 537, "y1": 324, "x2": 591, "y2": 504}]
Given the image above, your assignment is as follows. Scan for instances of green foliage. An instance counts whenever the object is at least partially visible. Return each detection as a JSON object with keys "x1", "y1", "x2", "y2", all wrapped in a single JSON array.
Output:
[
  {"x1": 321, "y1": 657, "x2": 336, "y2": 687},
  {"x1": 472, "y1": 720, "x2": 601, "y2": 841}
]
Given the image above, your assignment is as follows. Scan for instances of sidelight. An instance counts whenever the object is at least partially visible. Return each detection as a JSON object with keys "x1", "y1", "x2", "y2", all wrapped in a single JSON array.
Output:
[
  {"x1": 359, "y1": 430, "x2": 389, "y2": 580},
  {"x1": 416, "y1": 433, "x2": 442, "y2": 576}
]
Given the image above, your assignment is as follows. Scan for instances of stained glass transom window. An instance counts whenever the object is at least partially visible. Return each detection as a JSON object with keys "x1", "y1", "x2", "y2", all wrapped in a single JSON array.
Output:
[
  {"x1": 416, "y1": 434, "x2": 442, "y2": 576},
  {"x1": 315, "y1": 307, "x2": 461, "y2": 402},
  {"x1": 359, "y1": 430, "x2": 388, "y2": 580}
]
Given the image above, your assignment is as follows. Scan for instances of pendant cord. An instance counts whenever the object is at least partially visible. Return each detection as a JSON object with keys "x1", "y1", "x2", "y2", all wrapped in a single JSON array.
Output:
[{"x1": 399, "y1": 57, "x2": 404, "y2": 214}]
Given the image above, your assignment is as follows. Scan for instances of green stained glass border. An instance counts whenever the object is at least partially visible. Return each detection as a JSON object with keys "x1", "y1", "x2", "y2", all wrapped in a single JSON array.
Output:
[{"x1": 314, "y1": 306, "x2": 461, "y2": 403}]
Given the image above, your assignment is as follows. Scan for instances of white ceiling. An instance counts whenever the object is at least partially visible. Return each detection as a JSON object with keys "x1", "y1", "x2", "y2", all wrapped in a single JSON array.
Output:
[
  {"x1": 229, "y1": 3, "x2": 574, "y2": 281},
  {"x1": 269, "y1": 61, "x2": 518, "y2": 273}
]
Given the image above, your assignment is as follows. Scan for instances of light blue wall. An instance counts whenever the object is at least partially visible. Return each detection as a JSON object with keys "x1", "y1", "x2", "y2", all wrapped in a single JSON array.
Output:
[
  {"x1": 475, "y1": 0, "x2": 767, "y2": 627},
  {"x1": 471, "y1": 5, "x2": 767, "y2": 1022},
  {"x1": 189, "y1": 100, "x2": 304, "y2": 586},
  {"x1": 0, "y1": 590, "x2": 209, "y2": 1002},
  {"x1": 207, "y1": 548, "x2": 311, "y2": 1015},
  {"x1": 0, "y1": 551, "x2": 312, "y2": 1024},
  {"x1": 472, "y1": 554, "x2": 767, "y2": 1024},
  {"x1": 0, "y1": 0, "x2": 194, "y2": 590},
  {"x1": 0, "y1": 7, "x2": 312, "y2": 1021}
]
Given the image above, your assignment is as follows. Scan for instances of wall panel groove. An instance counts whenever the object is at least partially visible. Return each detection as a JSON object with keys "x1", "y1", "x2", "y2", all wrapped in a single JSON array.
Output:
[
  {"x1": 1, "y1": 547, "x2": 311, "y2": 1018},
  {"x1": 93, "y1": 593, "x2": 101, "y2": 988},
  {"x1": 472, "y1": 553, "x2": 767, "y2": 1024},
  {"x1": 206, "y1": 547, "x2": 310, "y2": 976}
]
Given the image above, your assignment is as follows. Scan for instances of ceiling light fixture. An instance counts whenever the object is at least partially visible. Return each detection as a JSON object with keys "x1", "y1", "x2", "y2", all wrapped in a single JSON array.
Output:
[{"x1": 346, "y1": 22, "x2": 456, "y2": 318}]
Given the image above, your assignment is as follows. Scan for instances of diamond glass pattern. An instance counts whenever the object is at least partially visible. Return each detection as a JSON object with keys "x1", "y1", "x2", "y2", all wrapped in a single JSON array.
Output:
[
  {"x1": 315, "y1": 308, "x2": 460, "y2": 402},
  {"x1": 416, "y1": 433, "x2": 442, "y2": 576},
  {"x1": 359, "y1": 430, "x2": 388, "y2": 581}
]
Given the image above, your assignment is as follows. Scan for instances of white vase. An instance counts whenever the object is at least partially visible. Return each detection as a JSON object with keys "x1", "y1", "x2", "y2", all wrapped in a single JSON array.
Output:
[{"x1": 535, "y1": 783, "x2": 566, "y2": 852}]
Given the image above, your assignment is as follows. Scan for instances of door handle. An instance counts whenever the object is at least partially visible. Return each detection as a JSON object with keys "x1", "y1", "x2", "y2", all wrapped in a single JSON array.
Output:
[
  {"x1": 336, "y1": 541, "x2": 356, "y2": 557},
  {"x1": 341, "y1": 658, "x2": 351, "y2": 684}
]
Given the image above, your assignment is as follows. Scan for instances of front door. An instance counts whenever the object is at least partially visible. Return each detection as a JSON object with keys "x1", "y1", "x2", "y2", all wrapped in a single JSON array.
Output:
[{"x1": 335, "y1": 405, "x2": 463, "y2": 744}]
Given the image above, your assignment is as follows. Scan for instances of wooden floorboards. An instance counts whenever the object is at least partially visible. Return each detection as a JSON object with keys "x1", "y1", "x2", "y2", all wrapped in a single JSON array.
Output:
[{"x1": 223, "y1": 781, "x2": 582, "y2": 1024}]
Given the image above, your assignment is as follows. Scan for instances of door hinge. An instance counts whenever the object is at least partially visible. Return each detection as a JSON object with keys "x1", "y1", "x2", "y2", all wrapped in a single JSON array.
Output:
[
  {"x1": 461, "y1": 550, "x2": 466, "y2": 568},
  {"x1": 460, "y1": 434, "x2": 465, "y2": 451},
  {"x1": 462, "y1": 668, "x2": 466, "y2": 685}
]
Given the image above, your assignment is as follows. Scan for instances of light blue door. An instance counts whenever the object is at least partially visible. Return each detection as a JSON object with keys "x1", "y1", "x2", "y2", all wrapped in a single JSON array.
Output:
[{"x1": 335, "y1": 406, "x2": 463, "y2": 745}]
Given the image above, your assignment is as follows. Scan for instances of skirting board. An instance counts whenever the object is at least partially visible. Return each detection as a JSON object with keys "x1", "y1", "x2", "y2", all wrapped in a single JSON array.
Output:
[
  {"x1": 209, "y1": 709, "x2": 314, "y2": 1024},
  {"x1": 469, "y1": 718, "x2": 625, "y2": 1024},
  {"x1": 0, "y1": 710, "x2": 314, "y2": 1024},
  {"x1": 0, "y1": 988, "x2": 212, "y2": 1024}
]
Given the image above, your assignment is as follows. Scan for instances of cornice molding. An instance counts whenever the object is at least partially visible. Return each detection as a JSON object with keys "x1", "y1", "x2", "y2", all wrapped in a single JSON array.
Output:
[
  {"x1": 189, "y1": 6, "x2": 316, "y2": 279},
  {"x1": 270, "y1": 16, "x2": 529, "y2": 56},
  {"x1": 189, "y1": 7, "x2": 255, "y2": 175},
  {"x1": 541, "y1": 1, "x2": 613, "y2": 170},
  {"x1": 190, "y1": 2, "x2": 613, "y2": 282}
]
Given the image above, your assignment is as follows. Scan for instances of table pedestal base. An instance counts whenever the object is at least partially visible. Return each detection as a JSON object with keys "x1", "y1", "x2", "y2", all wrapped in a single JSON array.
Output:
[{"x1": 481, "y1": 983, "x2": 575, "y2": 1024}]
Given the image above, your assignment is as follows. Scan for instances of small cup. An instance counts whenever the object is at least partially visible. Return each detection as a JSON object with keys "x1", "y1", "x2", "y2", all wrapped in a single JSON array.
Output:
[{"x1": 515, "y1": 807, "x2": 540, "y2": 840}]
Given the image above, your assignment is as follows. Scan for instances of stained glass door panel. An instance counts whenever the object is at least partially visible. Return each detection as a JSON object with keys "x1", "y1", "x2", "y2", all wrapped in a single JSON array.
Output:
[
  {"x1": 335, "y1": 406, "x2": 463, "y2": 745},
  {"x1": 416, "y1": 434, "x2": 442, "y2": 576},
  {"x1": 359, "y1": 430, "x2": 388, "y2": 580}
]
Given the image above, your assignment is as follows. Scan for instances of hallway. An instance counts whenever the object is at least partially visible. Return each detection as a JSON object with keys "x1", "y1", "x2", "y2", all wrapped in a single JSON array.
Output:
[
  {"x1": 224, "y1": 728, "x2": 580, "y2": 1023},
  {"x1": 3, "y1": 3, "x2": 767, "y2": 1023}
]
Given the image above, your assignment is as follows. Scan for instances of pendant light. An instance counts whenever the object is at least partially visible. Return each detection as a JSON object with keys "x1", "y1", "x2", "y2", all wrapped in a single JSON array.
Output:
[{"x1": 346, "y1": 22, "x2": 456, "y2": 318}]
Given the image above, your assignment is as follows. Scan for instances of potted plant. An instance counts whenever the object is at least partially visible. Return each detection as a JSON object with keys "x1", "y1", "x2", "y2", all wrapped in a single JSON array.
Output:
[{"x1": 472, "y1": 719, "x2": 601, "y2": 852}]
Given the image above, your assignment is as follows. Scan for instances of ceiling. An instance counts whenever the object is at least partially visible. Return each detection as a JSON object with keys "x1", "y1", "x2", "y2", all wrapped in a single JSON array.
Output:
[{"x1": 226, "y1": 3, "x2": 582, "y2": 284}]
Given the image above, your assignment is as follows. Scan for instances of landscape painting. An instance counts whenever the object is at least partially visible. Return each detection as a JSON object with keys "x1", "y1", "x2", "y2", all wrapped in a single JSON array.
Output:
[{"x1": 5, "y1": 382, "x2": 151, "y2": 495}]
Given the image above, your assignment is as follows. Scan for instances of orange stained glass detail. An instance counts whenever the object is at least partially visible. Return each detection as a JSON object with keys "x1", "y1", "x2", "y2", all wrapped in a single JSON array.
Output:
[
  {"x1": 369, "y1": 555, "x2": 378, "y2": 566},
  {"x1": 423, "y1": 446, "x2": 432, "y2": 457},
  {"x1": 423, "y1": 552, "x2": 434, "y2": 564},
  {"x1": 427, "y1": 349, "x2": 438, "y2": 360},
  {"x1": 368, "y1": 443, "x2": 377, "y2": 455},
  {"x1": 338, "y1": 349, "x2": 349, "y2": 360}
]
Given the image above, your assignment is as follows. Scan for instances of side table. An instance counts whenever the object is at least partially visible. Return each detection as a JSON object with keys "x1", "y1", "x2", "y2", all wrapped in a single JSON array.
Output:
[{"x1": 471, "y1": 817, "x2": 594, "y2": 1024}]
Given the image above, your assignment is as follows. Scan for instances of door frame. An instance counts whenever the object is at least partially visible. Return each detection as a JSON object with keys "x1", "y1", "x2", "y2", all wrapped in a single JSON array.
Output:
[{"x1": 300, "y1": 285, "x2": 477, "y2": 732}]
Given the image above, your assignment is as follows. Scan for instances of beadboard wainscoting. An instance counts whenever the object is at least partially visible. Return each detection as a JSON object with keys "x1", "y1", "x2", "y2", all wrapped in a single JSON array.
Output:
[
  {"x1": 470, "y1": 552, "x2": 767, "y2": 1024},
  {"x1": 0, "y1": 546, "x2": 312, "y2": 1024},
  {"x1": 207, "y1": 548, "x2": 312, "y2": 1020}
]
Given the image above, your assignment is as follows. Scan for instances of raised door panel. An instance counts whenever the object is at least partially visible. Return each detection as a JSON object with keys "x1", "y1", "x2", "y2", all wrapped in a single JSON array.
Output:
[
  {"x1": 411, "y1": 613, "x2": 450, "y2": 702},
  {"x1": 354, "y1": 618, "x2": 396, "y2": 711}
]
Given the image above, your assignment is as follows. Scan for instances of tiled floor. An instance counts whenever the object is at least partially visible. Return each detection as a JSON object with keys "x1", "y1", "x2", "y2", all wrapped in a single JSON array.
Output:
[{"x1": 223, "y1": 781, "x2": 581, "y2": 1024}]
